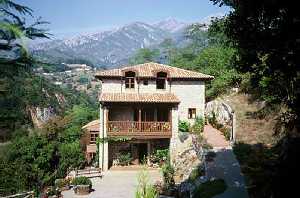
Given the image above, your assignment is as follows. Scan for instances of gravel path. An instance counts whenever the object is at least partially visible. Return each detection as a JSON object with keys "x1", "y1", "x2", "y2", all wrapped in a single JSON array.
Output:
[{"x1": 62, "y1": 169, "x2": 162, "y2": 198}]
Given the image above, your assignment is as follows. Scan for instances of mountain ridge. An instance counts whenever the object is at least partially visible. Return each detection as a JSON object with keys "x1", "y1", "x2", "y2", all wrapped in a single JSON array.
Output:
[{"x1": 31, "y1": 16, "x2": 221, "y2": 68}]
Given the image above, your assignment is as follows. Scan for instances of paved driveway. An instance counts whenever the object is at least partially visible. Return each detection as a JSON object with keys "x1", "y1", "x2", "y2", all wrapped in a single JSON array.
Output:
[{"x1": 62, "y1": 169, "x2": 162, "y2": 198}]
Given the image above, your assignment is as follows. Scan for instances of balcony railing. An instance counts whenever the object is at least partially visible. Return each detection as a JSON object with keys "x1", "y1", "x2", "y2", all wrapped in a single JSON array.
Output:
[{"x1": 107, "y1": 121, "x2": 172, "y2": 138}]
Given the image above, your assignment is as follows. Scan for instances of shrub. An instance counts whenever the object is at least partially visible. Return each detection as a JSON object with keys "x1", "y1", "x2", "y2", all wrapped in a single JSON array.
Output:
[
  {"x1": 188, "y1": 165, "x2": 205, "y2": 183},
  {"x1": 72, "y1": 177, "x2": 92, "y2": 188},
  {"x1": 161, "y1": 162, "x2": 175, "y2": 189},
  {"x1": 179, "y1": 120, "x2": 190, "y2": 132},
  {"x1": 207, "y1": 112, "x2": 217, "y2": 126},
  {"x1": 151, "y1": 149, "x2": 169, "y2": 164},
  {"x1": 47, "y1": 186, "x2": 61, "y2": 197},
  {"x1": 193, "y1": 179, "x2": 227, "y2": 198},
  {"x1": 135, "y1": 168, "x2": 158, "y2": 198},
  {"x1": 55, "y1": 179, "x2": 68, "y2": 188},
  {"x1": 191, "y1": 116, "x2": 205, "y2": 133},
  {"x1": 208, "y1": 112, "x2": 231, "y2": 141},
  {"x1": 118, "y1": 152, "x2": 132, "y2": 166},
  {"x1": 219, "y1": 127, "x2": 231, "y2": 141}
]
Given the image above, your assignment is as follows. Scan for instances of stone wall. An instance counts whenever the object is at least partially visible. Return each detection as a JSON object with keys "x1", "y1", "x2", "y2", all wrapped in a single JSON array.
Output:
[{"x1": 170, "y1": 133, "x2": 204, "y2": 183}]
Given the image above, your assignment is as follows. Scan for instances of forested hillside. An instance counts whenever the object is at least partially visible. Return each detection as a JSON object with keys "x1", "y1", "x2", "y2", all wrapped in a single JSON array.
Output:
[
  {"x1": 0, "y1": 1, "x2": 98, "y2": 196},
  {"x1": 129, "y1": 17, "x2": 241, "y2": 100}
]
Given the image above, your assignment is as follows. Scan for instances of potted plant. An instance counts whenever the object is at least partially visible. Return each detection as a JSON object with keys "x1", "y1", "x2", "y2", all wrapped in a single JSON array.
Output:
[
  {"x1": 72, "y1": 176, "x2": 92, "y2": 195},
  {"x1": 118, "y1": 152, "x2": 132, "y2": 166}
]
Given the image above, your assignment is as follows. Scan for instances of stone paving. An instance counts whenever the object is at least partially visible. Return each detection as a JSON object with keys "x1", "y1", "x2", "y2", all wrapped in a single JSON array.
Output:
[
  {"x1": 62, "y1": 169, "x2": 161, "y2": 198},
  {"x1": 203, "y1": 124, "x2": 230, "y2": 148},
  {"x1": 203, "y1": 124, "x2": 249, "y2": 198}
]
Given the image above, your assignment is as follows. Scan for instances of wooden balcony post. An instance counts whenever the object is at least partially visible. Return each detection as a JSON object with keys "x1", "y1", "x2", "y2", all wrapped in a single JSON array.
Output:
[
  {"x1": 169, "y1": 108, "x2": 172, "y2": 131},
  {"x1": 138, "y1": 108, "x2": 142, "y2": 131}
]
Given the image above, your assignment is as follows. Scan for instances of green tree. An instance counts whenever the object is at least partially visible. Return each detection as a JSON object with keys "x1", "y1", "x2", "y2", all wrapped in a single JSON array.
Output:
[
  {"x1": 171, "y1": 18, "x2": 240, "y2": 99},
  {"x1": 159, "y1": 38, "x2": 176, "y2": 64},
  {"x1": 130, "y1": 48, "x2": 160, "y2": 64},
  {"x1": 192, "y1": 45, "x2": 240, "y2": 98},
  {"x1": 211, "y1": 0, "x2": 300, "y2": 197},
  {"x1": 0, "y1": 0, "x2": 49, "y2": 138}
]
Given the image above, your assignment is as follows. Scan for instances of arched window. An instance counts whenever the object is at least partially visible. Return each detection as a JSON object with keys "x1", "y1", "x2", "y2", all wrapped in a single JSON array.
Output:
[
  {"x1": 156, "y1": 72, "x2": 167, "y2": 89},
  {"x1": 125, "y1": 71, "x2": 135, "y2": 89}
]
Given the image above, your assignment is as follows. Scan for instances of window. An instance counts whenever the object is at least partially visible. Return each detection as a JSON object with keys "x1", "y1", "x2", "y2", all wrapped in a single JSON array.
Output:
[
  {"x1": 125, "y1": 71, "x2": 135, "y2": 89},
  {"x1": 90, "y1": 132, "x2": 98, "y2": 144},
  {"x1": 188, "y1": 108, "x2": 196, "y2": 119},
  {"x1": 156, "y1": 72, "x2": 167, "y2": 89},
  {"x1": 143, "y1": 80, "x2": 148, "y2": 85}
]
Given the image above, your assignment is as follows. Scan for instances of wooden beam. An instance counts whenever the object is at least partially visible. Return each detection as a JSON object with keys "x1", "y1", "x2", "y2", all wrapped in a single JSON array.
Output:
[{"x1": 138, "y1": 108, "x2": 142, "y2": 131}]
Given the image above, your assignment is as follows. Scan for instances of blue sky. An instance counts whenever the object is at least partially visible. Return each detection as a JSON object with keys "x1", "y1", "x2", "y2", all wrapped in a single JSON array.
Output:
[{"x1": 16, "y1": 0, "x2": 230, "y2": 38}]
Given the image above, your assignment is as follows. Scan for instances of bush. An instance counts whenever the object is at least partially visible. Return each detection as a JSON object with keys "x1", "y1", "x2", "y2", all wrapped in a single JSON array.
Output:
[
  {"x1": 188, "y1": 165, "x2": 205, "y2": 183},
  {"x1": 207, "y1": 112, "x2": 217, "y2": 126},
  {"x1": 151, "y1": 149, "x2": 169, "y2": 164},
  {"x1": 191, "y1": 116, "x2": 204, "y2": 133},
  {"x1": 161, "y1": 162, "x2": 175, "y2": 189},
  {"x1": 208, "y1": 112, "x2": 231, "y2": 141},
  {"x1": 72, "y1": 177, "x2": 92, "y2": 188},
  {"x1": 193, "y1": 179, "x2": 227, "y2": 198},
  {"x1": 135, "y1": 168, "x2": 158, "y2": 198},
  {"x1": 179, "y1": 120, "x2": 190, "y2": 132},
  {"x1": 219, "y1": 127, "x2": 231, "y2": 141},
  {"x1": 57, "y1": 141, "x2": 85, "y2": 177},
  {"x1": 55, "y1": 178, "x2": 71, "y2": 189},
  {"x1": 118, "y1": 152, "x2": 132, "y2": 166}
]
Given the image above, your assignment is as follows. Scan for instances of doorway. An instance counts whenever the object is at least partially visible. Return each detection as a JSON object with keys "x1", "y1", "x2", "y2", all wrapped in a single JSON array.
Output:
[{"x1": 137, "y1": 143, "x2": 148, "y2": 163}]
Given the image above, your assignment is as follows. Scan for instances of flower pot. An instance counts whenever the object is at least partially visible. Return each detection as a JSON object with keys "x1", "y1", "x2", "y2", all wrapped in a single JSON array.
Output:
[{"x1": 74, "y1": 185, "x2": 91, "y2": 195}]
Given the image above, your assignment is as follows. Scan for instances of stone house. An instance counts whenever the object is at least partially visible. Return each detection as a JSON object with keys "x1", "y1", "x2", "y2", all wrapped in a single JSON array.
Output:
[{"x1": 82, "y1": 62, "x2": 213, "y2": 171}]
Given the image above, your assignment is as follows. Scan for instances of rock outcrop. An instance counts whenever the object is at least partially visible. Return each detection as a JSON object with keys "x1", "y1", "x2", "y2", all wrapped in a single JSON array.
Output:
[
  {"x1": 29, "y1": 106, "x2": 55, "y2": 128},
  {"x1": 205, "y1": 99, "x2": 233, "y2": 126}
]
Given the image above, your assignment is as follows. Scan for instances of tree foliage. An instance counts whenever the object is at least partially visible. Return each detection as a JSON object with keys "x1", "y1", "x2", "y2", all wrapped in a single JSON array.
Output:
[
  {"x1": 210, "y1": 0, "x2": 300, "y2": 197},
  {"x1": 129, "y1": 48, "x2": 160, "y2": 64},
  {"x1": 0, "y1": 104, "x2": 97, "y2": 196},
  {"x1": 171, "y1": 18, "x2": 241, "y2": 99}
]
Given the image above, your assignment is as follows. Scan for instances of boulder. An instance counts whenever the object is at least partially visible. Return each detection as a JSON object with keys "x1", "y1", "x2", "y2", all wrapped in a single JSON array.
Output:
[{"x1": 205, "y1": 99, "x2": 233, "y2": 126}]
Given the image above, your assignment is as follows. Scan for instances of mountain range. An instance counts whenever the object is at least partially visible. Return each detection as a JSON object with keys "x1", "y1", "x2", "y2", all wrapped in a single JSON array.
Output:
[{"x1": 31, "y1": 17, "x2": 219, "y2": 69}]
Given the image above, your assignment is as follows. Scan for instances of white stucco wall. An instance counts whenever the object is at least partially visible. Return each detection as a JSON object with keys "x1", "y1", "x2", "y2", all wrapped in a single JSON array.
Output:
[
  {"x1": 170, "y1": 81, "x2": 205, "y2": 123},
  {"x1": 101, "y1": 79, "x2": 122, "y2": 93}
]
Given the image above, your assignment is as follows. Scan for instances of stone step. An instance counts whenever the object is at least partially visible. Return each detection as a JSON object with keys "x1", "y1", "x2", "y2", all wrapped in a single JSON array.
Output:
[
  {"x1": 77, "y1": 170, "x2": 100, "y2": 175},
  {"x1": 77, "y1": 173, "x2": 103, "y2": 178},
  {"x1": 75, "y1": 168, "x2": 103, "y2": 178}
]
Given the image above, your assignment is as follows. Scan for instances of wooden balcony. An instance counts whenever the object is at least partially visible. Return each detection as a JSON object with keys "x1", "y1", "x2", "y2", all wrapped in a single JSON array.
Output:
[{"x1": 107, "y1": 121, "x2": 172, "y2": 138}]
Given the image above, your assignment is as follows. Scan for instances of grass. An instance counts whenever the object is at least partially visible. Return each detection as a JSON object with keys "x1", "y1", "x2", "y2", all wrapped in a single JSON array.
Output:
[
  {"x1": 221, "y1": 93, "x2": 277, "y2": 145},
  {"x1": 193, "y1": 179, "x2": 227, "y2": 198}
]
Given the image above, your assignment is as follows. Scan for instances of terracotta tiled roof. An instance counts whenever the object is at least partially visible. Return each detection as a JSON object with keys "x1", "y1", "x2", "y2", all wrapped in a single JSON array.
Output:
[
  {"x1": 82, "y1": 120, "x2": 99, "y2": 131},
  {"x1": 99, "y1": 93, "x2": 180, "y2": 103},
  {"x1": 95, "y1": 62, "x2": 214, "y2": 80}
]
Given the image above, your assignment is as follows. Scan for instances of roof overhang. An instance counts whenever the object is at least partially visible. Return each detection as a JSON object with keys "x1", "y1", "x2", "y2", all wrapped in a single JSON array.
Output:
[{"x1": 99, "y1": 93, "x2": 180, "y2": 104}]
